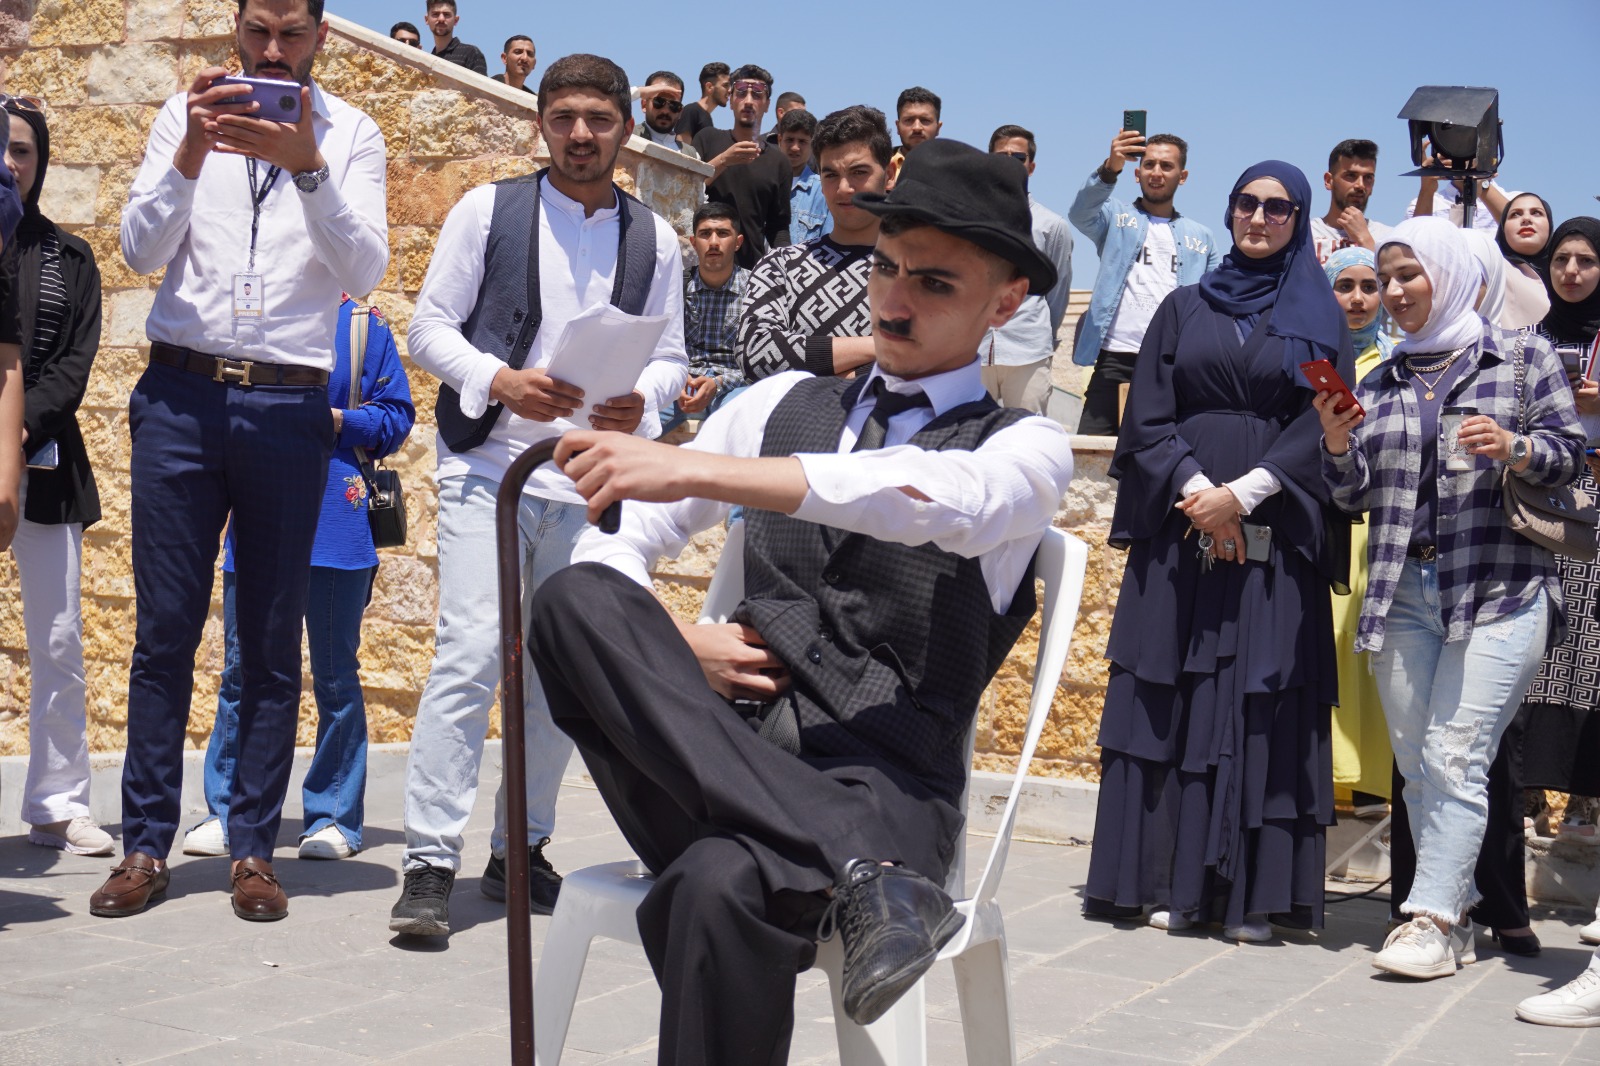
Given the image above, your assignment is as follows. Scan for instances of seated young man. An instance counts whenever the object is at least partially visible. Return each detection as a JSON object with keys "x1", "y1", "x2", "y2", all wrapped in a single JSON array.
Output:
[{"x1": 533, "y1": 138, "x2": 1074, "y2": 1066}]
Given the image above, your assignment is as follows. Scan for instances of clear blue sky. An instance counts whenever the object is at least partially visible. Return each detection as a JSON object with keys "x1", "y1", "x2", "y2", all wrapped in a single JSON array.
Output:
[{"x1": 329, "y1": 0, "x2": 1600, "y2": 287}]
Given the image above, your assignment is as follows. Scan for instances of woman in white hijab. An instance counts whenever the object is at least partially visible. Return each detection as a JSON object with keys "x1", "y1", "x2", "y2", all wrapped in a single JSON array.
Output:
[
  {"x1": 1317, "y1": 217, "x2": 1584, "y2": 981},
  {"x1": 1465, "y1": 229, "x2": 1545, "y2": 331}
]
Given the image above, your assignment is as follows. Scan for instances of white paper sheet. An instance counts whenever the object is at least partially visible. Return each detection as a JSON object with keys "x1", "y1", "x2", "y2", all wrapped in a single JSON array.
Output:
[{"x1": 543, "y1": 302, "x2": 672, "y2": 425}]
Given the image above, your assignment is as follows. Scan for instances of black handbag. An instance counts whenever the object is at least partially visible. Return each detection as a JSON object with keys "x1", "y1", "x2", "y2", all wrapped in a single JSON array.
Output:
[{"x1": 347, "y1": 305, "x2": 408, "y2": 549}]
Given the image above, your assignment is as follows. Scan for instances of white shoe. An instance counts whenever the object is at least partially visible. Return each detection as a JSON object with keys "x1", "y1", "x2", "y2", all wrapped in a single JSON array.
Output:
[
  {"x1": 1373, "y1": 917, "x2": 1457, "y2": 979},
  {"x1": 1580, "y1": 918, "x2": 1600, "y2": 945},
  {"x1": 1517, "y1": 966, "x2": 1600, "y2": 1027},
  {"x1": 298, "y1": 825, "x2": 354, "y2": 860},
  {"x1": 1452, "y1": 918, "x2": 1478, "y2": 966},
  {"x1": 1149, "y1": 907, "x2": 1194, "y2": 932},
  {"x1": 181, "y1": 818, "x2": 227, "y2": 856},
  {"x1": 28, "y1": 816, "x2": 113, "y2": 856},
  {"x1": 1224, "y1": 915, "x2": 1271, "y2": 943}
]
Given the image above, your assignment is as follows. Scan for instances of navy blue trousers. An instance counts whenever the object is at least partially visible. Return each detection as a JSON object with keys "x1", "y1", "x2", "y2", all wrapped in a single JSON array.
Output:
[{"x1": 122, "y1": 360, "x2": 332, "y2": 861}]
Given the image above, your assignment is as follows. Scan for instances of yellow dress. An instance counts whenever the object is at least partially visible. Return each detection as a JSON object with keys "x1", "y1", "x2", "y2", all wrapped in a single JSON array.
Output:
[{"x1": 1331, "y1": 341, "x2": 1393, "y2": 799}]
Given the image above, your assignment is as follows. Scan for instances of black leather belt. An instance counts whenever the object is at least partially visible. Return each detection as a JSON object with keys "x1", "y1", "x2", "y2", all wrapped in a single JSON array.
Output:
[
  {"x1": 150, "y1": 342, "x2": 329, "y2": 387},
  {"x1": 1407, "y1": 544, "x2": 1438, "y2": 562}
]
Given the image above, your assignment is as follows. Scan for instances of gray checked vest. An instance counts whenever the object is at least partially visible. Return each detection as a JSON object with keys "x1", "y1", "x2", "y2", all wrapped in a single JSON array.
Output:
[
  {"x1": 738, "y1": 375, "x2": 1038, "y2": 803},
  {"x1": 436, "y1": 170, "x2": 661, "y2": 453}
]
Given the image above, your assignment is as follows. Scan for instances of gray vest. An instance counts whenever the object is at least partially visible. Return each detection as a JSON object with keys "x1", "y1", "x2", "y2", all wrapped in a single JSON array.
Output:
[
  {"x1": 739, "y1": 375, "x2": 1037, "y2": 803},
  {"x1": 436, "y1": 170, "x2": 661, "y2": 453}
]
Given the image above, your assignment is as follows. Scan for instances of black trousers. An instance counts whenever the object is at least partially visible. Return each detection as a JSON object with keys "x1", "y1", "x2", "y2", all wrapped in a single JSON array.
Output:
[
  {"x1": 1388, "y1": 708, "x2": 1528, "y2": 929},
  {"x1": 1076, "y1": 349, "x2": 1139, "y2": 436},
  {"x1": 529, "y1": 563, "x2": 961, "y2": 1066}
]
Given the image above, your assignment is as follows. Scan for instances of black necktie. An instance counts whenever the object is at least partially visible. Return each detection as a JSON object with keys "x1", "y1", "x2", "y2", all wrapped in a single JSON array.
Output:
[{"x1": 852, "y1": 378, "x2": 932, "y2": 452}]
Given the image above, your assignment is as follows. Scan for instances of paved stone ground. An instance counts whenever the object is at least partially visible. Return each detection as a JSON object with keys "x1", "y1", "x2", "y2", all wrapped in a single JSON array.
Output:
[{"x1": 3, "y1": 776, "x2": 1600, "y2": 1065}]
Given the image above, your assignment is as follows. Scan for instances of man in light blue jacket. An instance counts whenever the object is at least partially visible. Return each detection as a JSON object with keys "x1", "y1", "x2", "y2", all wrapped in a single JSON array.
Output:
[{"x1": 1069, "y1": 128, "x2": 1221, "y2": 435}]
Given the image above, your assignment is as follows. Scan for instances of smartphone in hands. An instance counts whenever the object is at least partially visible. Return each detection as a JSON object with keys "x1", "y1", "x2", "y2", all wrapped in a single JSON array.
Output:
[
  {"x1": 213, "y1": 75, "x2": 304, "y2": 123},
  {"x1": 1122, "y1": 109, "x2": 1147, "y2": 139},
  {"x1": 1300, "y1": 360, "x2": 1364, "y2": 418}
]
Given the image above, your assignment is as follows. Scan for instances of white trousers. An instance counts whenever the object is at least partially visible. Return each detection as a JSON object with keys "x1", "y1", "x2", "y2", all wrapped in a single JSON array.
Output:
[{"x1": 11, "y1": 477, "x2": 90, "y2": 824}]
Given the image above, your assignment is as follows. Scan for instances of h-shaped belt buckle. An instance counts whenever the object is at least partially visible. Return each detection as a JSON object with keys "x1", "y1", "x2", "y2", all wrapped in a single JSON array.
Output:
[{"x1": 213, "y1": 357, "x2": 254, "y2": 386}]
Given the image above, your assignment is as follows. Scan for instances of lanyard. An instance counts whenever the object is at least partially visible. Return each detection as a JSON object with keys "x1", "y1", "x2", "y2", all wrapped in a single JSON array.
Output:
[{"x1": 246, "y1": 158, "x2": 282, "y2": 273}]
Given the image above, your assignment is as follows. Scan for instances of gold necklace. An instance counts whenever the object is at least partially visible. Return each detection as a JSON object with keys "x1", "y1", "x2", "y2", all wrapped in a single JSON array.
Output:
[{"x1": 1406, "y1": 347, "x2": 1466, "y2": 401}]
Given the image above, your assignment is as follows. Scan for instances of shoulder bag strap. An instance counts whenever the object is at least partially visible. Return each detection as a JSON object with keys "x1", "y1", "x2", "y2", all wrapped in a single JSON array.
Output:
[
  {"x1": 345, "y1": 304, "x2": 380, "y2": 485},
  {"x1": 1512, "y1": 332, "x2": 1529, "y2": 436}
]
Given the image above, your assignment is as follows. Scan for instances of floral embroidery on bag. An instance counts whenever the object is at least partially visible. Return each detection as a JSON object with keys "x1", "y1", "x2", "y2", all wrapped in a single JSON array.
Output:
[{"x1": 343, "y1": 473, "x2": 368, "y2": 510}]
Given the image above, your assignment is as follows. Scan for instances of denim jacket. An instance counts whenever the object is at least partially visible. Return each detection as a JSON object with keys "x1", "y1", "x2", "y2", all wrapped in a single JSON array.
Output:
[
  {"x1": 788, "y1": 165, "x2": 832, "y2": 244},
  {"x1": 1068, "y1": 170, "x2": 1222, "y2": 365}
]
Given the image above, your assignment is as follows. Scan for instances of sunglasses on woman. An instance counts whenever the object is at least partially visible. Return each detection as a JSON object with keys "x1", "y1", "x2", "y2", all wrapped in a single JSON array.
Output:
[{"x1": 1229, "y1": 192, "x2": 1297, "y2": 226}]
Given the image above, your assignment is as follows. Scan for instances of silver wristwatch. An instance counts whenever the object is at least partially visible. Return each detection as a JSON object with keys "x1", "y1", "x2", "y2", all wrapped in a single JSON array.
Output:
[
  {"x1": 292, "y1": 164, "x2": 330, "y2": 194},
  {"x1": 1509, "y1": 434, "x2": 1530, "y2": 464}
]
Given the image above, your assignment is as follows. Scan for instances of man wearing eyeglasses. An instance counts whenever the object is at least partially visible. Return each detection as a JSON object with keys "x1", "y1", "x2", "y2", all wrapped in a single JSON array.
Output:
[
  {"x1": 637, "y1": 71, "x2": 690, "y2": 155},
  {"x1": 693, "y1": 64, "x2": 791, "y2": 270},
  {"x1": 1069, "y1": 127, "x2": 1221, "y2": 436},
  {"x1": 490, "y1": 34, "x2": 536, "y2": 94},
  {"x1": 982, "y1": 125, "x2": 1073, "y2": 414}
]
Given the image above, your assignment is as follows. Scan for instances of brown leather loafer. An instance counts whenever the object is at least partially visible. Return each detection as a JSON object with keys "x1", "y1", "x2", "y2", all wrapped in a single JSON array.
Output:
[
  {"x1": 231, "y1": 856, "x2": 288, "y2": 921},
  {"x1": 89, "y1": 852, "x2": 170, "y2": 918}
]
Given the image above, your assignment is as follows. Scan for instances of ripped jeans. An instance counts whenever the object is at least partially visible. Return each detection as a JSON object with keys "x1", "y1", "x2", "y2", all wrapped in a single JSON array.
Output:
[{"x1": 1371, "y1": 559, "x2": 1550, "y2": 924}]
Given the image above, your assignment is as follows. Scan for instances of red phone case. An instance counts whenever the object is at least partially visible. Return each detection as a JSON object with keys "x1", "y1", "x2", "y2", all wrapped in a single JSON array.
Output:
[{"x1": 1299, "y1": 360, "x2": 1363, "y2": 417}]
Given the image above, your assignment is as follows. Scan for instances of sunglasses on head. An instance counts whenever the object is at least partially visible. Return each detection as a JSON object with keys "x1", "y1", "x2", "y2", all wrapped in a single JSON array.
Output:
[
  {"x1": 649, "y1": 96, "x2": 683, "y2": 113},
  {"x1": 0, "y1": 94, "x2": 45, "y2": 114},
  {"x1": 1229, "y1": 192, "x2": 1297, "y2": 226}
]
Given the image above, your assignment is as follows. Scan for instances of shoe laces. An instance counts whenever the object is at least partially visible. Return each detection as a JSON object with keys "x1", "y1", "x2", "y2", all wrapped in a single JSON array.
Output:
[
  {"x1": 1386, "y1": 917, "x2": 1441, "y2": 949},
  {"x1": 406, "y1": 865, "x2": 454, "y2": 902},
  {"x1": 1564, "y1": 968, "x2": 1600, "y2": 995},
  {"x1": 817, "y1": 861, "x2": 880, "y2": 951},
  {"x1": 529, "y1": 837, "x2": 556, "y2": 876}
]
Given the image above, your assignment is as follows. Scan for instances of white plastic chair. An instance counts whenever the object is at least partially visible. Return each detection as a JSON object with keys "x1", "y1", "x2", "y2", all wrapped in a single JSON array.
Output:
[{"x1": 534, "y1": 525, "x2": 1089, "y2": 1066}]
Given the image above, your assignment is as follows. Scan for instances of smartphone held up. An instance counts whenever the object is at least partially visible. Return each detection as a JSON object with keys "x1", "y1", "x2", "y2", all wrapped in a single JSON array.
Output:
[{"x1": 214, "y1": 74, "x2": 304, "y2": 124}]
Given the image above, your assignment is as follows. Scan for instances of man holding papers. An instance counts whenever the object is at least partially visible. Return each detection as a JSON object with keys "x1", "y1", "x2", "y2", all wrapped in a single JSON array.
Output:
[{"x1": 396, "y1": 53, "x2": 687, "y2": 936}]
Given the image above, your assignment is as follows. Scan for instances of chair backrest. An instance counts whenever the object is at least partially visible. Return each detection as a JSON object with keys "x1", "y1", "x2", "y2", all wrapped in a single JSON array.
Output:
[{"x1": 697, "y1": 522, "x2": 1089, "y2": 906}]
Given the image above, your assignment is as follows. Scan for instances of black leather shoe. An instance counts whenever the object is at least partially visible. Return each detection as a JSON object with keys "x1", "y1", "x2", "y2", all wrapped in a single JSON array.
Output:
[
  {"x1": 819, "y1": 859, "x2": 963, "y2": 1026},
  {"x1": 480, "y1": 837, "x2": 563, "y2": 914},
  {"x1": 1493, "y1": 929, "x2": 1542, "y2": 956}
]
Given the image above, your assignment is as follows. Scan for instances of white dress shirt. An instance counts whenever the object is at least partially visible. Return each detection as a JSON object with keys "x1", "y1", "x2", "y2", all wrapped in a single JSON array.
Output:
[
  {"x1": 408, "y1": 174, "x2": 689, "y2": 503},
  {"x1": 121, "y1": 83, "x2": 389, "y2": 371},
  {"x1": 572, "y1": 363, "x2": 1076, "y2": 612}
]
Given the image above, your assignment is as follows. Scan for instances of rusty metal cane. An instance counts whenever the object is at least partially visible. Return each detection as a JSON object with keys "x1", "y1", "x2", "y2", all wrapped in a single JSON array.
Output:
[{"x1": 496, "y1": 439, "x2": 620, "y2": 1066}]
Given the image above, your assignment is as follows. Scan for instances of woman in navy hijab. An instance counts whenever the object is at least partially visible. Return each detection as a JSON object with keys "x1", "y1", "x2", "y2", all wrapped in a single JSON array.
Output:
[{"x1": 1085, "y1": 161, "x2": 1353, "y2": 942}]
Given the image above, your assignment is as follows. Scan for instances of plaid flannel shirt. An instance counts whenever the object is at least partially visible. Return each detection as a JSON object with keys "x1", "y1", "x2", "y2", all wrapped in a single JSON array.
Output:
[
  {"x1": 1322, "y1": 324, "x2": 1584, "y2": 653},
  {"x1": 683, "y1": 264, "x2": 750, "y2": 389}
]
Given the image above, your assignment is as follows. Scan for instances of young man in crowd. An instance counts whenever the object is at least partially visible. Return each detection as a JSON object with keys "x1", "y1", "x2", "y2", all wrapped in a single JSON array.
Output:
[
  {"x1": 391, "y1": 53, "x2": 687, "y2": 937},
  {"x1": 888, "y1": 85, "x2": 941, "y2": 180},
  {"x1": 739, "y1": 106, "x2": 887, "y2": 382},
  {"x1": 529, "y1": 136, "x2": 1073, "y2": 1066},
  {"x1": 96, "y1": 0, "x2": 389, "y2": 921},
  {"x1": 425, "y1": 0, "x2": 486, "y2": 76},
  {"x1": 693, "y1": 64, "x2": 791, "y2": 270},
  {"x1": 1312, "y1": 138, "x2": 1391, "y2": 263},
  {"x1": 491, "y1": 34, "x2": 536, "y2": 93},
  {"x1": 638, "y1": 71, "x2": 690, "y2": 154},
  {"x1": 777, "y1": 108, "x2": 830, "y2": 244},
  {"x1": 1069, "y1": 126, "x2": 1220, "y2": 435},
  {"x1": 764, "y1": 90, "x2": 806, "y2": 145},
  {"x1": 389, "y1": 21, "x2": 421, "y2": 46},
  {"x1": 660, "y1": 202, "x2": 750, "y2": 435},
  {"x1": 674, "y1": 61, "x2": 728, "y2": 148},
  {"x1": 983, "y1": 124, "x2": 1073, "y2": 413}
]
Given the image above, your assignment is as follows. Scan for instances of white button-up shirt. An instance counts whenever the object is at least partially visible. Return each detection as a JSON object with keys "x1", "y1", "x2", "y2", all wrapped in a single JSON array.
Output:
[
  {"x1": 573, "y1": 363, "x2": 1076, "y2": 613},
  {"x1": 121, "y1": 82, "x2": 389, "y2": 372},
  {"x1": 408, "y1": 174, "x2": 689, "y2": 503}
]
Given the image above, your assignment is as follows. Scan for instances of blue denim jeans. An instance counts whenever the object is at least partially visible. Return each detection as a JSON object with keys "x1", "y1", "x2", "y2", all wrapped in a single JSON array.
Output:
[
  {"x1": 659, "y1": 383, "x2": 747, "y2": 436},
  {"x1": 1370, "y1": 559, "x2": 1550, "y2": 922},
  {"x1": 201, "y1": 564, "x2": 377, "y2": 850}
]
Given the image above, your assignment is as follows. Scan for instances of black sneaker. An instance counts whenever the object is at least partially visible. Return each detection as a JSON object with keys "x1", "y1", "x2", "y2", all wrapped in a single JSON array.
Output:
[
  {"x1": 818, "y1": 859, "x2": 963, "y2": 1026},
  {"x1": 480, "y1": 836, "x2": 563, "y2": 915},
  {"x1": 389, "y1": 864, "x2": 456, "y2": 936}
]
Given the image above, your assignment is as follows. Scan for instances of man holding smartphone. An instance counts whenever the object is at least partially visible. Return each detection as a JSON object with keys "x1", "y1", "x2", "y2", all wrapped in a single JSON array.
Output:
[
  {"x1": 1069, "y1": 122, "x2": 1221, "y2": 435},
  {"x1": 94, "y1": 0, "x2": 388, "y2": 922}
]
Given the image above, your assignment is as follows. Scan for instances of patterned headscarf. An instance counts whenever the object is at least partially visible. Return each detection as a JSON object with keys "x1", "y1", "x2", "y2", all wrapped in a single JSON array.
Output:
[{"x1": 1323, "y1": 246, "x2": 1382, "y2": 352}]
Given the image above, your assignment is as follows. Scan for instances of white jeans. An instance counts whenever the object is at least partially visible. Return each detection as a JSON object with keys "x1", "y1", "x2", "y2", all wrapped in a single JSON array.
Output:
[
  {"x1": 402, "y1": 475, "x2": 585, "y2": 871},
  {"x1": 11, "y1": 477, "x2": 90, "y2": 824}
]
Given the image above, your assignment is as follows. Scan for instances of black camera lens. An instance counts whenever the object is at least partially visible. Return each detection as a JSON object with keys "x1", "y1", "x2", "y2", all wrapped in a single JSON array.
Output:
[{"x1": 279, "y1": 95, "x2": 295, "y2": 112}]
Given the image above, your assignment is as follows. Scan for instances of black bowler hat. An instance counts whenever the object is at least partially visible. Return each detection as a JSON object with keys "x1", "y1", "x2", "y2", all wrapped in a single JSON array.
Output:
[{"x1": 853, "y1": 139, "x2": 1057, "y2": 296}]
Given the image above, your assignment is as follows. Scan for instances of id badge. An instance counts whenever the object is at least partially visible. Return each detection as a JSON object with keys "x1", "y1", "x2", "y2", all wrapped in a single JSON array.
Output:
[{"x1": 233, "y1": 273, "x2": 264, "y2": 320}]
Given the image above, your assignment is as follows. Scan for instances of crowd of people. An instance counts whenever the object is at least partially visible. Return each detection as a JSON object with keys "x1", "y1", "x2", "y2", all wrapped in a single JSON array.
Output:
[{"x1": 4, "y1": 0, "x2": 1600, "y2": 1060}]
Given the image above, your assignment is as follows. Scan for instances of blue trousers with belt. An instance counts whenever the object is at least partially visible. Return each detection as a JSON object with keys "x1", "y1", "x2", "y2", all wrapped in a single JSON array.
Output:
[{"x1": 122, "y1": 360, "x2": 333, "y2": 861}]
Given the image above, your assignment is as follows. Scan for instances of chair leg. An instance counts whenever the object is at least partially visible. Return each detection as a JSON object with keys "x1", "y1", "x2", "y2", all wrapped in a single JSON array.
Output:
[
  {"x1": 952, "y1": 933, "x2": 1015, "y2": 1066},
  {"x1": 819, "y1": 937, "x2": 929, "y2": 1065},
  {"x1": 532, "y1": 919, "x2": 597, "y2": 1066}
]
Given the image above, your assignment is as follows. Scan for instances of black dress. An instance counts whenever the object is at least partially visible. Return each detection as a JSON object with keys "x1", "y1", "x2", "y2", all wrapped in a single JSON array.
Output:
[{"x1": 1085, "y1": 286, "x2": 1348, "y2": 929}]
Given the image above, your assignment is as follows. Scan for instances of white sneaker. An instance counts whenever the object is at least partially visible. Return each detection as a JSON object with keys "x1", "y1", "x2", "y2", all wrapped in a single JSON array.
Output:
[
  {"x1": 28, "y1": 816, "x2": 113, "y2": 856},
  {"x1": 1517, "y1": 966, "x2": 1600, "y2": 1027},
  {"x1": 1373, "y1": 917, "x2": 1457, "y2": 979},
  {"x1": 1580, "y1": 918, "x2": 1600, "y2": 945},
  {"x1": 1149, "y1": 907, "x2": 1194, "y2": 932},
  {"x1": 1452, "y1": 918, "x2": 1478, "y2": 966},
  {"x1": 298, "y1": 825, "x2": 354, "y2": 860},
  {"x1": 181, "y1": 818, "x2": 227, "y2": 856},
  {"x1": 1224, "y1": 915, "x2": 1271, "y2": 943}
]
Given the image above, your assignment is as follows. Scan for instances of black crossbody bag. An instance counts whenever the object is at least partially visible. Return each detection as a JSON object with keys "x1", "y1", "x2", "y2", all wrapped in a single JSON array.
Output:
[{"x1": 347, "y1": 305, "x2": 407, "y2": 549}]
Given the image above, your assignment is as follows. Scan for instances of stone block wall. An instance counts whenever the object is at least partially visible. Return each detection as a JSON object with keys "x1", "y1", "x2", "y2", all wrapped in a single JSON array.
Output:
[{"x1": 0, "y1": 2, "x2": 1123, "y2": 783}]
